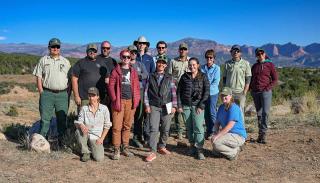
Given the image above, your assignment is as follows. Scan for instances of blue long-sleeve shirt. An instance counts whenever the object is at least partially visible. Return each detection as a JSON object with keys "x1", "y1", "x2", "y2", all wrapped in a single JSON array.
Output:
[
  {"x1": 137, "y1": 53, "x2": 155, "y2": 74},
  {"x1": 201, "y1": 64, "x2": 220, "y2": 95}
]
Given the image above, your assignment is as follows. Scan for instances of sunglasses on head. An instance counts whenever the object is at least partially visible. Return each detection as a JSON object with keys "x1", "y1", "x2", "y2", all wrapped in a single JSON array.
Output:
[
  {"x1": 102, "y1": 47, "x2": 110, "y2": 50},
  {"x1": 88, "y1": 49, "x2": 97, "y2": 53},
  {"x1": 50, "y1": 45, "x2": 60, "y2": 49},
  {"x1": 179, "y1": 48, "x2": 188, "y2": 51},
  {"x1": 122, "y1": 55, "x2": 131, "y2": 59},
  {"x1": 157, "y1": 46, "x2": 166, "y2": 49}
]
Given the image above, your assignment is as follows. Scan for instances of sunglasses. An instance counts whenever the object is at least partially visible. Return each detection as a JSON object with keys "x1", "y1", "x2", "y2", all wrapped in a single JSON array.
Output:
[
  {"x1": 102, "y1": 47, "x2": 110, "y2": 50},
  {"x1": 231, "y1": 49, "x2": 240, "y2": 54},
  {"x1": 130, "y1": 51, "x2": 137, "y2": 55},
  {"x1": 157, "y1": 47, "x2": 166, "y2": 49},
  {"x1": 88, "y1": 49, "x2": 97, "y2": 53},
  {"x1": 138, "y1": 42, "x2": 147, "y2": 45},
  {"x1": 122, "y1": 55, "x2": 131, "y2": 59},
  {"x1": 206, "y1": 56, "x2": 214, "y2": 59},
  {"x1": 256, "y1": 51, "x2": 265, "y2": 56},
  {"x1": 179, "y1": 48, "x2": 188, "y2": 51},
  {"x1": 50, "y1": 45, "x2": 60, "y2": 49}
]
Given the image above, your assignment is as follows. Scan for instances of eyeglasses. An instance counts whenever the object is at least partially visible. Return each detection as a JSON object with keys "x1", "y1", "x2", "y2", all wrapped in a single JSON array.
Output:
[
  {"x1": 102, "y1": 47, "x2": 110, "y2": 50},
  {"x1": 122, "y1": 55, "x2": 131, "y2": 59},
  {"x1": 157, "y1": 47, "x2": 166, "y2": 50},
  {"x1": 88, "y1": 49, "x2": 97, "y2": 53},
  {"x1": 138, "y1": 42, "x2": 147, "y2": 45},
  {"x1": 179, "y1": 48, "x2": 188, "y2": 51},
  {"x1": 50, "y1": 45, "x2": 60, "y2": 49}
]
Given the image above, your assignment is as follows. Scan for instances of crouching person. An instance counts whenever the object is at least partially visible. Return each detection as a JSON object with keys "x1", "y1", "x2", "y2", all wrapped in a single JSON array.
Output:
[
  {"x1": 144, "y1": 55, "x2": 177, "y2": 162},
  {"x1": 211, "y1": 87, "x2": 246, "y2": 161},
  {"x1": 74, "y1": 87, "x2": 112, "y2": 162}
]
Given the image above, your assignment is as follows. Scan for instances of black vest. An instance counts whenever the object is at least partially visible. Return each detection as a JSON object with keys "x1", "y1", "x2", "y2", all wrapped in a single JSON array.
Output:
[{"x1": 147, "y1": 73, "x2": 173, "y2": 107}]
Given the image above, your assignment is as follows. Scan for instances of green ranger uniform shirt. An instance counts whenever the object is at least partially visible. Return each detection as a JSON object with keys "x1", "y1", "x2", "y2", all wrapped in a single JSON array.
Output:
[
  {"x1": 33, "y1": 55, "x2": 71, "y2": 90},
  {"x1": 168, "y1": 56, "x2": 190, "y2": 83},
  {"x1": 223, "y1": 58, "x2": 251, "y2": 93}
]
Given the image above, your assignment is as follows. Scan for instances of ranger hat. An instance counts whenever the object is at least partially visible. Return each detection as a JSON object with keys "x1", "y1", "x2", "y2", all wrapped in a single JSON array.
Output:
[
  {"x1": 133, "y1": 36, "x2": 150, "y2": 47},
  {"x1": 86, "y1": 43, "x2": 98, "y2": 51},
  {"x1": 48, "y1": 38, "x2": 61, "y2": 46},
  {"x1": 88, "y1": 87, "x2": 99, "y2": 96},
  {"x1": 220, "y1": 87, "x2": 233, "y2": 96}
]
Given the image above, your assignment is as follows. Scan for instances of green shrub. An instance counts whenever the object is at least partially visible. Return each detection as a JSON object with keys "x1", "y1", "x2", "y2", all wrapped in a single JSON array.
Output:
[{"x1": 6, "y1": 106, "x2": 19, "y2": 117}]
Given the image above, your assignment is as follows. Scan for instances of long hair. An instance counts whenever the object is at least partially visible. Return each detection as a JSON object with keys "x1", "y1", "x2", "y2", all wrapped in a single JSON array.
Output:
[
  {"x1": 224, "y1": 97, "x2": 235, "y2": 111},
  {"x1": 189, "y1": 57, "x2": 203, "y2": 79}
]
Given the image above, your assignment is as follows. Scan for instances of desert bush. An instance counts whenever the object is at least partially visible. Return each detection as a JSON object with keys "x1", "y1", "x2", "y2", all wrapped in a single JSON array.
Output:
[{"x1": 6, "y1": 106, "x2": 19, "y2": 117}]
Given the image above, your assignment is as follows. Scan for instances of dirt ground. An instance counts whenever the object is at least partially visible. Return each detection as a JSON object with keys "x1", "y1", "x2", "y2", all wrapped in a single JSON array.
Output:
[{"x1": 0, "y1": 75, "x2": 320, "y2": 182}]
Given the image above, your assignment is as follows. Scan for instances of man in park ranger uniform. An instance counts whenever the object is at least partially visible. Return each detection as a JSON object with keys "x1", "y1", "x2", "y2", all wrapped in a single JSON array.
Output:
[{"x1": 33, "y1": 38, "x2": 71, "y2": 147}]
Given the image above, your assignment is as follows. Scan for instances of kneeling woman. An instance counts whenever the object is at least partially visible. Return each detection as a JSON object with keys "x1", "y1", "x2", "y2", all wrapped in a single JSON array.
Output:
[
  {"x1": 177, "y1": 57, "x2": 210, "y2": 160},
  {"x1": 211, "y1": 87, "x2": 247, "y2": 160},
  {"x1": 74, "y1": 87, "x2": 112, "y2": 162}
]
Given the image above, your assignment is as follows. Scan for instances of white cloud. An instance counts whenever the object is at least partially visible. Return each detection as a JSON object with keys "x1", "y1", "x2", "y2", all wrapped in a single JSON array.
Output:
[{"x1": 0, "y1": 36, "x2": 7, "y2": 40}]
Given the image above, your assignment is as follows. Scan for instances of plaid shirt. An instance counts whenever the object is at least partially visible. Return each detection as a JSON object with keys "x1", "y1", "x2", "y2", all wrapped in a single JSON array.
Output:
[{"x1": 144, "y1": 73, "x2": 177, "y2": 108}]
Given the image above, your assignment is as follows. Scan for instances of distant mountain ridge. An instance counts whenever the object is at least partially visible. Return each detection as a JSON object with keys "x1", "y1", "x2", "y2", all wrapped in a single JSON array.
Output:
[{"x1": 0, "y1": 38, "x2": 319, "y2": 67}]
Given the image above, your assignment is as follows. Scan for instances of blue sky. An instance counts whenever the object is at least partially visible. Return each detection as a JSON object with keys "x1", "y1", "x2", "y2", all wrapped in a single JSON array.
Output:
[{"x1": 0, "y1": 0, "x2": 319, "y2": 47}]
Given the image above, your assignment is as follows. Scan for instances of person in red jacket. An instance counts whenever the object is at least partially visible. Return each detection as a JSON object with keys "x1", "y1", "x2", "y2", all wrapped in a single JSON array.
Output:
[
  {"x1": 250, "y1": 48, "x2": 278, "y2": 144},
  {"x1": 108, "y1": 49, "x2": 140, "y2": 160}
]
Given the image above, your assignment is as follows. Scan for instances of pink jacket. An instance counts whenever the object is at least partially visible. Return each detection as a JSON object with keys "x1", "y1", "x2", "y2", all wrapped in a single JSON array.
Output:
[{"x1": 108, "y1": 64, "x2": 140, "y2": 112}]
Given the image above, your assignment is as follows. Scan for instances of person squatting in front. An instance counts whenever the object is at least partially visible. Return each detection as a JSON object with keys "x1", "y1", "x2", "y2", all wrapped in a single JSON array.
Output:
[
  {"x1": 177, "y1": 57, "x2": 210, "y2": 160},
  {"x1": 74, "y1": 87, "x2": 112, "y2": 162},
  {"x1": 211, "y1": 87, "x2": 247, "y2": 161},
  {"x1": 108, "y1": 49, "x2": 140, "y2": 160},
  {"x1": 144, "y1": 55, "x2": 177, "y2": 162}
]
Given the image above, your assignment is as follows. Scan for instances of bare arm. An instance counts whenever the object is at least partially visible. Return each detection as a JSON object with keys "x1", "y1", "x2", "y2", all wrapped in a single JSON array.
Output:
[
  {"x1": 212, "y1": 121, "x2": 235, "y2": 142},
  {"x1": 71, "y1": 75, "x2": 81, "y2": 105},
  {"x1": 36, "y1": 76, "x2": 43, "y2": 94}
]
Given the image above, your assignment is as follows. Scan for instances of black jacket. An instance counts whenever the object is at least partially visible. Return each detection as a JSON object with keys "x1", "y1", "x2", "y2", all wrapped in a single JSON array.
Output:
[
  {"x1": 147, "y1": 73, "x2": 174, "y2": 108},
  {"x1": 177, "y1": 72, "x2": 209, "y2": 109}
]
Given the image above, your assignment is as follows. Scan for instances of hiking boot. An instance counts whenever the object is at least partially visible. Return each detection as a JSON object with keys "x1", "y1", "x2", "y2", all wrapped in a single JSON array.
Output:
[
  {"x1": 122, "y1": 146, "x2": 134, "y2": 157},
  {"x1": 112, "y1": 147, "x2": 120, "y2": 160},
  {"x1": 145, "y1": 152, "x2": 157, "y2": 162},
  {"x1": 132, "y1": 137, "x2": 144, "y2": 148},
  {"x1": 188, "y1": 146, "x2": 197, "y2": 155},
  {"x1": 81, "y1": 153, "x2": 90, "y2": 162},
  {"x1": 196, "y1": 149, "x2": 205, "y2": 160},
  {"x1": 257, "y1": 134, "x2": 267, "y2": 144},
  {"x1": 158, "y1": 147, "x2": 171, "y2": 155}
]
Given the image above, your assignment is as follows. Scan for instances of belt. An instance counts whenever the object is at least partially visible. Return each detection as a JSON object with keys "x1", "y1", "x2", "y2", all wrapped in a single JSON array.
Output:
[{"x1": 43, "y1": 87, "x2": 67, "y2": 93}]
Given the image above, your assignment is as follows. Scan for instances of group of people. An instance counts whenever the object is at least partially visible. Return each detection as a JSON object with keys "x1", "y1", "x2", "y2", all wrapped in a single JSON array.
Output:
[{"x1": 33, "y1": 36, "x2": 278, "y2": 162}]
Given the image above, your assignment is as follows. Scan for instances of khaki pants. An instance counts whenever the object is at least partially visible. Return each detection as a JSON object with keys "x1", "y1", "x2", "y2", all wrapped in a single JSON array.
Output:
[
  {"x1": 112, "y1": 99, "x2": 136, "y2": 148},
  {"x1": 233, "y1": 93, "x2": 246, "y2": 123},
  {"x1": 212, "y1": 133, "x2": 245, "y2": 159},
  {"x1": 75, "y1": 129, "x2": 104, "y2": 162}
]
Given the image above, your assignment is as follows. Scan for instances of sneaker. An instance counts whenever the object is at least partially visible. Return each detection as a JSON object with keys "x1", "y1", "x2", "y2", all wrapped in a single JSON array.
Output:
[
  {"x1": 112, "y1": 148, "x2": 120, "y2": 160},
  {"x1": 81, "y1": 153, "x2": 90, "y2": 162},
  {"x1": 197, "y1": 149, "x2": 205, "y2": 160},
  {"x1": 132, "y1": 137, "x2": 144, "y2": 148},
  {"x1": 158, "y1": 147, "x2": 171, "y2": 155},
  {"x1": 122, "y1": 146, "x2": 134, "y2": 157},
  {"x1": 145, "y1": 152, "x2": 157, "y2": 162}
]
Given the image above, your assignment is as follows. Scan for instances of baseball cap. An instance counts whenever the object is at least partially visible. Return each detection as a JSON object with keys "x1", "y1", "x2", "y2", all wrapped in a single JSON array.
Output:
[
  {"x1": 255, "y1": 47, "x2": 265, "y2": 55},
  {"x1": 48, "y1": 38, "x2": 61, "y2": 46},
  {"x1": 220, "y1": 87, "x2": 232, "y2": 96},
  {"x1": 86, "y1": 44, "x2": 98, "y2": 51},
  {"x1": 127, "y1": 45, "x2": 138, "y2": 52},
  {"x1": 231, "y1": 44, "x2": 241, "y2": 51},
  {"x1": 179, "y1": 43, "x2": 188, "y2": 49},
  {"x1": 157, "y1": 55, "x2": 168, "y2": 63},
  {"x1": 87, "y1": 87, "x2": 99, "y2": 96}
]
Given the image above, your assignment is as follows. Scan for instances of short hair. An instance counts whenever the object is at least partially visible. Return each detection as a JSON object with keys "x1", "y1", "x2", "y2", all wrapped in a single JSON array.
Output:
[
  {"x1": 119, "y1": 49, "x2": 130, "y2": 58},
  {"x1": 101, "y1": 41, "x2": 111, "y2": 47},
  {"x1": 156, "y1": 41, "x2": 167, "y2": 48},
  {"x1": 205, "y1": 49, "x2": 216, "y2": 59}
]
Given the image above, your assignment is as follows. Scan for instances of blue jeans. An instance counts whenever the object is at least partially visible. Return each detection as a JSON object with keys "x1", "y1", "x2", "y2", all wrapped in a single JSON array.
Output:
[{"x1": 205, "y1": 94, "x2": 218, "y2": 136}]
